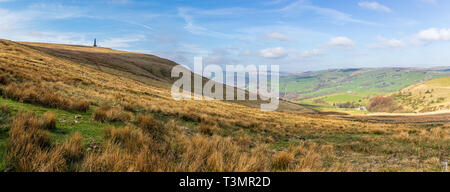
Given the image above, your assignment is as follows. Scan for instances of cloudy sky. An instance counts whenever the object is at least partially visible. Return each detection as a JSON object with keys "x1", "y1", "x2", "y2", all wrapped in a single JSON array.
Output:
[{"x1": 1, "y1": 0, "x2": 450, "y2": 72}]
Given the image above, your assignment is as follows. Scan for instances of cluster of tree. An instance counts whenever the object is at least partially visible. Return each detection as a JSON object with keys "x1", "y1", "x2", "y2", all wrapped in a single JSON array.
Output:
[
  {"x1": 333, "y1": 101, "x2": 359, "y2": 109},
  {"x1": 367, "y1": 96, "x2": 402, "y2": 112}
]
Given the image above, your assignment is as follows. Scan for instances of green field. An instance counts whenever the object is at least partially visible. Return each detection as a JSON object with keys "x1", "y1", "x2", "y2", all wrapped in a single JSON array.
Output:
[{"x1": 280, "y1": 68, "x2": 450, "y2": 111}]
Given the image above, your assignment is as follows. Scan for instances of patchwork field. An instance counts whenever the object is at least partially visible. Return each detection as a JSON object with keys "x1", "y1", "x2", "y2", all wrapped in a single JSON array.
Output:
[
  {"x1": 280, "y1": 68, "x2": 450, "y2": 113},
  {"x1": 0, "y1": 39, "x2": 448, "y2": 172}
]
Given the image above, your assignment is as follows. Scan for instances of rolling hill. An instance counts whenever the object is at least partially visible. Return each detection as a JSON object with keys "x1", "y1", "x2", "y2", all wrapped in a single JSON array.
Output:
[
  {"x1": 0, "y1": 39, "x2": 447, "y2": 172},
  {"x1": 19, "y1": 41, "x2": 313, "y2": 113},
  {"x1": 393, "y1": 76, "x2": 450, "y2": 113},
  {"x1": 280, "y1": 68, "x2": 450, "y2": 112}
]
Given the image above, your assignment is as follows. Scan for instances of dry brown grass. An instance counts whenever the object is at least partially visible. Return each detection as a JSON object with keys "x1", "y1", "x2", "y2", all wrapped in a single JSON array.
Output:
[
  {"x1": 1, "y1": 39, "x2": 447, "y2": 172},
  {"x1": 93, "y1": 106, "x2": 108, "y2": 122},
  {"x1": 104, "y1": 126, "x2": 151, "y2": 152},
  {"x1": 59, "y1": 133, "x2": 84, "y2": 163},
  {"x1": 93, "y1": 105, "x2": 131, "y2": 123},
  {"x1": 4, "y1": 111, "x2": 87, "y2": 171},
  {"x1": 122, "y1": 100, "x2": 139, "y2": 112},
  {"x1": 106, "y1": 107, "x2": 132, "y2": 123},
  {"x1": 136, "y1": 114, "x2": 165, "y2": 139},
  {"x1": 3, "y1": 82, "x2": 89, "y2": 112},
  {"x1": 72, "y1": 100, "x2": 90, "y2": 112},
  {"x1": 272, "y1": 152, "x2": 294, "y2": 170},
  {"x1": 41, "y1": 112, "x2": 56, "y2": 130},
  {"x1": 198, "y1": 123, "x2": 217, "y2": 136},
  {"x1": 5, "y1": 112, "x2": 63, "y2": 171},
  {"x1": 0, "y1": 73, "x2": 9, "y2": 85},
  {"x1": 0, "y1": 104, "x2": 10, "y2": 114}
]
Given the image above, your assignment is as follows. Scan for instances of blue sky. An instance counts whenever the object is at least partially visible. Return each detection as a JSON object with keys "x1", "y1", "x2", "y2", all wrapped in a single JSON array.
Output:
[{"x1": 1, "y1": 0, "x2": 450, "y2": 72}]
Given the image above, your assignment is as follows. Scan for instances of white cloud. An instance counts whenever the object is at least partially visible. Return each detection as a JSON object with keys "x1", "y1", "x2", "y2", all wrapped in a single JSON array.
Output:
[
  {"x1": 366, "y1": 28, "x2": 450, "y2": 48},
  {"x1": 203, "y1": 48, "x2": 240, "y2": 66},
  {"x1": 2, "y1": 31, "x2": 92, "y2": 46},
  {"x1": 0, "y1": 3, "x2": 86, "y2": 33},
  {"x1": 358, "y1": 2, "x2": 392, "y2": 12},
  {"x1": 259, "y1": 47, "x2": 290, "y2": 59},
  {"x1": 417, "y1": 28, "x2": 450, "y2": 42},
  {"x1": 327, "y1": 36, "x2": 355, "y2": 48},
  {"x1": 299, "y1": 49, "x2": 325, "y2": 58},
  {"x1": 178, "y1": 8, "x2": 235, "y2": 39},
  {"x1": 0, "y1": 8, "x2": 24, "y2": 31},
  {"x1": 280, "y1": 0, "x2": 378, "y2": 25},
  {"x1": 239, "y1": 50, "x2": 253, "y2": 57},
  {"x1": 266, "y1": 32, "x2": 293, "y2": 41},
  {"x1": 100, "y1": 36, "x2": 146, "y2": 48},
  {"x1": 26, "y1": 3, "x2": 86, "y2": 19},
  {"x1": 369, "y1": 36, "x2": 405, "y2": 48}
]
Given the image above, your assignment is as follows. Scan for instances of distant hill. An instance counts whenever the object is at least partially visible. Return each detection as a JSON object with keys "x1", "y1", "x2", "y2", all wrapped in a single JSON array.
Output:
[
  {"x1": 393, "y1": 76, "x2": 450, "y2": 113},
  {"x1": 280, "y1": 68, "x2": 450, "y2": 111}
]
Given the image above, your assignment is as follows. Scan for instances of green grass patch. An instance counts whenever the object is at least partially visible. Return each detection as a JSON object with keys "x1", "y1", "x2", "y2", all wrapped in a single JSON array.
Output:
[
  {"x1": 0, "y1": 98, "x2": 111, "y2": 145},
  {"x1": 0, "y1": 132, "x2": 6, "y2": 171},
  {"x1": 270, "y1": 138, "x2": 304, "y2": 151}
]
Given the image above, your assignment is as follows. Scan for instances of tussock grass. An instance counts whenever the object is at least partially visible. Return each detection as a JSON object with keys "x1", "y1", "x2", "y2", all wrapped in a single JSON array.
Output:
[
  {"x1": 136, "y1": 114, "x2": 165, "y2": 139},
  {"x1": 0, "y1": 104, "x2": 10, "y2": 115},
  {"x1": 41, "y1": 112, "x2": 56, "y2": 130},
  {"x1": 93, "y1": 106, "x2": 108, "y2": 122},
  {"x1": 198, "y1": 123, "x2": 217, "y2": 136},
  {"x1": 5, "y1": 112, "x2": 60, "y2": 171},
  {"x1": 59, "y1": 133, "x2": 84, "y2": 163},
  {"x1": 0, "y1": 74, "x2": 9, "y2": 85},
  {"x1": 104, "y1": 126, "x2": 151, "y2": 152},
  {"x1": 93, "y1": 105, "x2": 131, "y2": 123},
  {"x1": 4, "y1": 111, "x2": 87, "y2": 171},
  {"x1": 72, "y1": 100, "x2": 90, "y2": 113},
  {"x1": 0, "y1": 104, "x2": 10, "y2": 133},
  {"x1": 272, "y1": 151, "x2": 294, "y2": 170},
  {"x1": 3, "y1": 83, "x2": 90, "y2": 112},
  {"x1": 1, "y1": 39, "x2": 447, "y2": 172}
]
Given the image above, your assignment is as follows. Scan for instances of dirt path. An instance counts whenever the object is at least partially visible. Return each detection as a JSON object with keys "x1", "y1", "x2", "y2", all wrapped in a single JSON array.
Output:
[
  {"x1": 337, "y1": 112, "x2": 450, "y2": 124},
  {"x1": 365, "y1": 110, "x2": 450, "y2": 116}
]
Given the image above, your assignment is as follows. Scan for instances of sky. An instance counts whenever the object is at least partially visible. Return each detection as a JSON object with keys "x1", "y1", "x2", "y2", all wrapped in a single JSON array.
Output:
[{"x1": 1, "y1": 0, "x2": 450, "y2": 72}]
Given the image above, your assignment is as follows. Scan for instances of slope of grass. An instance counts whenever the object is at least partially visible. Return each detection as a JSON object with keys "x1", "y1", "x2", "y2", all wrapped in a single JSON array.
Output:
[
  {"x1": 0, "y1": 97, "x2": 140, "y2": 171},
  {"x1": 0, "y1": 39, "x2": 447, "y2": 172},
  {"x1": 24, "y1": 41, "x2": 313, "y2": 113},
  {"x1": 393, "y1": 76, "x2": 450, "y2": 112},
  {"x1": 426, "y1": 76, "x2": 450, "y2": 87}
]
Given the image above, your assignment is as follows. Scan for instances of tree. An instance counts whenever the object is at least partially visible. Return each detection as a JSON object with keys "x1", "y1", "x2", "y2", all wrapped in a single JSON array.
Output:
[{"x1": 367, "y1": 96, "x2": 398, "y2": 112}]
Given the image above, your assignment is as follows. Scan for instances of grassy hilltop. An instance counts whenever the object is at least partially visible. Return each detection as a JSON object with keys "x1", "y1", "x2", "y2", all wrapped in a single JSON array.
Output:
[
  {"x1": 393, "y1": 76, "x2": 450, "y2": 113},
  {"x1": 0, "y1": 39, "x2": 448, "y2": 172}
]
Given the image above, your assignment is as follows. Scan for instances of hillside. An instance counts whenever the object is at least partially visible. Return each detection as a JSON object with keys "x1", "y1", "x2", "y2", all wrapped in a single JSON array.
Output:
[
  {"x1": 19, "y1": 42, "x2": 313, "y2": 113},
  {"x1": 393, "y1": 76, "x2": 450, "y2": 113},
  {"x1": 280, "y1": 68, "x2": 450, "y2": 112},
  {"x1": 0, "y1": 39, "x2": 448, "y2": 172}
]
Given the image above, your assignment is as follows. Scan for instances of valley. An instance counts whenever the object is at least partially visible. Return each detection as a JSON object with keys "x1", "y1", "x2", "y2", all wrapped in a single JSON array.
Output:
[
  {"x1": 280, "y1": 68, "x2": 450, "y2": 114},
  {"x1": 0, "y1": 39, "x2": 448, "y2": 172}
]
